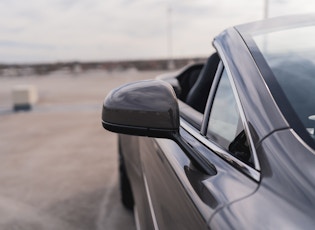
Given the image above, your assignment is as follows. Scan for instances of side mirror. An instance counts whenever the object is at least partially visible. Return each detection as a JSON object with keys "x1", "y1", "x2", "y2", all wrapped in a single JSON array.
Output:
[{"x1": 102, "y1": 80, "x2": 180, "y2": 138}]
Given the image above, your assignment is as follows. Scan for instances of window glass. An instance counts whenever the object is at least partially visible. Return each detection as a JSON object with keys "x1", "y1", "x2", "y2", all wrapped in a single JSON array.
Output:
[
  {"x1": 253, "y1": 26, "x2": 315, "y2": 143},
  {"x1": 207, "y1": 70, "x2": 252, "y2": 166}
]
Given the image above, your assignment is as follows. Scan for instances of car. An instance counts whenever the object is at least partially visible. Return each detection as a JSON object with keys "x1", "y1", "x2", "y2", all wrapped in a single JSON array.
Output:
[{"x1": 101, "y1": 14, "x2": 315, "y2": 229}]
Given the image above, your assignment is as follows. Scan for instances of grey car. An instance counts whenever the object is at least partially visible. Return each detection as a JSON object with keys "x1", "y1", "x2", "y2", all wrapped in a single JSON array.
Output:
[{"x1": 102, "y1": 14, "x2": 315, "y2": 229}]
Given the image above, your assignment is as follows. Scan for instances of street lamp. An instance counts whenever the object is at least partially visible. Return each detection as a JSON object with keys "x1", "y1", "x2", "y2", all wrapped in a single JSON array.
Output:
[
  {"x1": 264, "y1": 0, "x2": 269, "y2": 19},
  {"x1": 167, "y1": 6, "x2": 175, "y2": 70}
]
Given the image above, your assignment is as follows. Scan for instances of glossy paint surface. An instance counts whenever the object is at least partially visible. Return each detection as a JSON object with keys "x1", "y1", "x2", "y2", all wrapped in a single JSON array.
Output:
[
  {"x1": 210, "y1": 129, "x2": 315, "y2": 229},
  {"x1": 102, "y1": 80, "x2": 179, "y2": 136}
]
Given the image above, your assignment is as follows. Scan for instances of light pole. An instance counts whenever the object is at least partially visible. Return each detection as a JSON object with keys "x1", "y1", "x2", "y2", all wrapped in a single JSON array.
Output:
[
  {"x1": 263, "y1": 0, "x2": 269, "y2": 52},
  {"x1": 167, "y1": 6, "x2": 175, "y2": 70},
  {"x1": 264, "y1": 0, "x2": 269, "y2": 19}
]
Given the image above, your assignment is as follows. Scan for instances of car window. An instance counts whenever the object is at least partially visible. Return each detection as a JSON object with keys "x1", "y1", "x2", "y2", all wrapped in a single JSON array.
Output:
[{"x1": 207, "y1": 69, "x2": 253, "y2": 166}]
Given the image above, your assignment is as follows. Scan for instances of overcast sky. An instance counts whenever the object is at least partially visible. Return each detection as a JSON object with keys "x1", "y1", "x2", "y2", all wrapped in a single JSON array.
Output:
[{"x1": 0, "y1": 0, "x2": 314, "y2": 63}]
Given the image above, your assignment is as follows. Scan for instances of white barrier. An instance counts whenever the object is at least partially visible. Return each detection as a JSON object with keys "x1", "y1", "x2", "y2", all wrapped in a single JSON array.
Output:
[{"x1": 12, "y1": 85, "x2": 38, "y2": 111}]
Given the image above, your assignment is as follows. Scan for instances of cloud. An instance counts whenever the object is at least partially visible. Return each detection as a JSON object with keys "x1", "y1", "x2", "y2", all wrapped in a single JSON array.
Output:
[
  {"x1": 0, "y1": 0, "x2": 314, "y2": 63},
  {"x1": 271, "y1": 0, "x2": 315, "y2": 16},
  {"x1": 0, "y1": 40, "x2": 55, "y2": 49}
]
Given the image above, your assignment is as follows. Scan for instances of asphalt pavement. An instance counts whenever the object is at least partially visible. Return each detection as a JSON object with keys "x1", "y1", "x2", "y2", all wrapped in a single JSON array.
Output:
[{"x1": 0, "y1": 70, "x2": 163, "y2": 230}]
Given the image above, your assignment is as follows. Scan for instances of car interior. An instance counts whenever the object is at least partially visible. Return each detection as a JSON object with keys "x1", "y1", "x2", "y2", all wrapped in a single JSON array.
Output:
[
  {"x1": 168, "y1": 53, "x2": 220, "y2": 129},
  {"x1": 185, "y1": 53, "x2": 220, "y2": 113}
]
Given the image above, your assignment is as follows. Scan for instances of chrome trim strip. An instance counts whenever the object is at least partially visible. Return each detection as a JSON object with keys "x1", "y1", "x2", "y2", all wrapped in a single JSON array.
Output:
[
  {"x1": 214, "y1": 41, "x2": 261, "y2": 172},
  {"x1": 134, "y1": 206, "x2": 141, "y2": 230},
  {"x1": 181, "y1": 119, "x2": 261, "y2": 182},
  {"x1": 143, "y1": 173, "x2": 160, "y2": 230},
  {"x1": 201, "y1": 61, "x2": 224, "y2": 135}
]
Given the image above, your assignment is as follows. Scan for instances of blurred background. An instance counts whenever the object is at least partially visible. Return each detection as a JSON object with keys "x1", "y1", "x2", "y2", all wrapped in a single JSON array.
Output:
[
  {"x1": 0, "y1": 0, "x2": 314, "y2": 229},
  {"x1": 1, "y1": 0, "x2": 315, "y2": 65}
]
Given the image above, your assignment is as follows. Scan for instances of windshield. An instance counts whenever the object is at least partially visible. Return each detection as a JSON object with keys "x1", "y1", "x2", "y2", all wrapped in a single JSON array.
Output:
[{"x1": 253, "y1": 26, "x2": 315, "y2": 143}]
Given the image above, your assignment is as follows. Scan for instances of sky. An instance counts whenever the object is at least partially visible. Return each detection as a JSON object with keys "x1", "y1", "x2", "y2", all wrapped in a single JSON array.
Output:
[{"x1": 0, "y1": 0, "x2": 315, "y2": 64}]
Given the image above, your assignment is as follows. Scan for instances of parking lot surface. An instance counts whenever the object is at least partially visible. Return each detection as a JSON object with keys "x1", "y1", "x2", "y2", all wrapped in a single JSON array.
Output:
[{"x1": 0, "y1": 70, "x2": 162, "y2": 230}]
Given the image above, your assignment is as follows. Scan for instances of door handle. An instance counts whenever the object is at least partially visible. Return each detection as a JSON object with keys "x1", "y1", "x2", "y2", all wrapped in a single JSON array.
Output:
[{"x1": 184, "y1": 164, "x2": 219, "y2": 209}]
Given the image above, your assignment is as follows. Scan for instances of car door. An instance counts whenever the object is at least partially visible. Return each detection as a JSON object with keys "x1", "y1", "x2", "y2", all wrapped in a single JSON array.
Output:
[{"x1": 140, "y1": 61, "x2": 260, "y2": 230}]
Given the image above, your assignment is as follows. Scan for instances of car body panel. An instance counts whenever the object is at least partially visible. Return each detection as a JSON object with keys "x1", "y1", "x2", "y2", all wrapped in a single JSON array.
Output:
[
  {"x1": 140, "y1": 137, "x2": 209, "y2": 229},
  {"x1": 210, "y1": 128, "x2": 315, "y2": 229},
  {"x1": 120, "y1": 122, "x2": 259, "y2": 229},
  {"x1": 138, "y1": 124, "x2": 258, "y2": 229},
  {"x1": 119, "y1": 134, "x2": 155, "y2": 229}
]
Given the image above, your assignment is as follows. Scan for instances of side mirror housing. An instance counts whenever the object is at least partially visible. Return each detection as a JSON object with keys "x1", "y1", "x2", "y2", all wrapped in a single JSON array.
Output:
[{"x1": 102, "y1": 80, "x2": 179, "y2": 138}]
